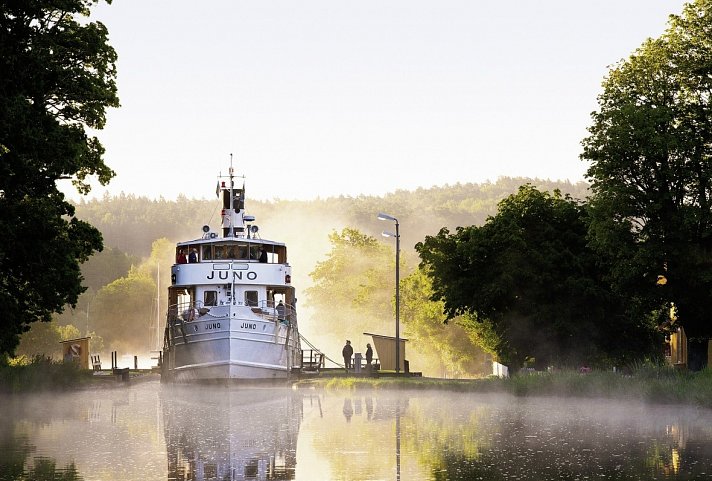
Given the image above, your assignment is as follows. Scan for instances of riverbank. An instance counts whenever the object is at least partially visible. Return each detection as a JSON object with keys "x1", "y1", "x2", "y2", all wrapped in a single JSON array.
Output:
[
  {"x1": 0, "y1": 356, "x2": 162, "y2": 393},
  {"x1": 296, "y1": 366, "x2": 712, "y2": 409},
  {"x1": 0, "y1": 356, "x2": 95, "y2": 393},
  {"x1": 3, "y1": 357, "x2": 712, "y2": 410}
]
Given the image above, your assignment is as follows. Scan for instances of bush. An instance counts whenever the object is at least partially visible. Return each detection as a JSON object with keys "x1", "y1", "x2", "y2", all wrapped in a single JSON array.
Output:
[{"x1": 0, "y1": 355, "x2": 91, "y2": 393}]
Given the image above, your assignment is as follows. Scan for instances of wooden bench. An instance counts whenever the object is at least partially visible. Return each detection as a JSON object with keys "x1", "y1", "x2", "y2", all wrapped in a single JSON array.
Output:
[{"x1": 91, "y1": 355, "x2": 102, "y2": 371}]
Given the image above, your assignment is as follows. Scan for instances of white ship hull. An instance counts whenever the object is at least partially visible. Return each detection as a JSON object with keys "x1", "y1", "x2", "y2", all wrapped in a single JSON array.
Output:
[{"x1": 164, "y1": 306, "x2": 301, "y2": 382}]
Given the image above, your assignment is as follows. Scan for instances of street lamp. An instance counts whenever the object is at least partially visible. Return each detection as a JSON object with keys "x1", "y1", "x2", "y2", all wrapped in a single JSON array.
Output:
[{"x1": 378, "y1": 212, "x2": 400, "y2": 374}]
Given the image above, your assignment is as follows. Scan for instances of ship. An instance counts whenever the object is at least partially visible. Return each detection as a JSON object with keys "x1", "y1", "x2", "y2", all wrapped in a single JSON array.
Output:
[{"x1": 161, "y1": 166, "x2": 302, "y2": 381}]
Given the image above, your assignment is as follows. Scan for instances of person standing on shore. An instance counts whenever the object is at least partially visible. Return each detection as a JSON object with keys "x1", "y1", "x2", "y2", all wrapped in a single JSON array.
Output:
[{"x1": 342, "y1": 340, "x2": 353, "y2": 371}]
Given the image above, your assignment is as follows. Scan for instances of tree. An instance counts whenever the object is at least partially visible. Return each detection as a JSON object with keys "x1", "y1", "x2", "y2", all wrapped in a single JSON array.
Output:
[
  {"x1": 0, "y1": 0, "x2": 118, "y2": 356},
  {"x1": 91, "y1": 271, "x2": 154, "y2": 353},
  {"x1": 581, "y1": 0, "x2": 712, "y2": 340},
  {"x1": 400, "y1": 268, "x2": 489, "y2": 377},
  {"x1": 306, "y1": 228, "x2": 395, "y2": 346},
  {"x1": 416, "y1": 185, "x2": 655, "y2": 368},
  {"x1": 87, "y1": 238, "x2": 173, "y2": 354},
  {"x1": 15, "y1": 321, "x2": 80, "y2": 359}
]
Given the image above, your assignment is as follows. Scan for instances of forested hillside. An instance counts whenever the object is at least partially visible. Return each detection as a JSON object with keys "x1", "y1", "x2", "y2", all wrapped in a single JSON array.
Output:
[{"x1": 75, "y1": 177, "x2": 588, "y2": 259}]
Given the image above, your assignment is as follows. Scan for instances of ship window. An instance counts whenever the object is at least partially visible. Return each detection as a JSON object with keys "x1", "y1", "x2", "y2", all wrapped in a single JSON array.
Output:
[
  {"x1": 245, "y1": 290, "x2": 258, "y2": 307},
  {"x1": 204, "y1": 291, "x2": 217, "y2": 306},
  {"x1": 245, "y1": 460, "x2": 258, "y2": 478},
  {"x1": 214, "y1": 245, "x2": 225, "y2": 259},
  {"x1": 202, "y1": 245, "x2": 212, "y2": 260},
  {"x1": 204, "y1": 463, "x2": 217, "y2": 479},
  {"x1": 275, "y1": 245, "x2": 287, "y2": 263},
  {"x1": 249, "y1": 244, "x2": 260, "y2": 260}
]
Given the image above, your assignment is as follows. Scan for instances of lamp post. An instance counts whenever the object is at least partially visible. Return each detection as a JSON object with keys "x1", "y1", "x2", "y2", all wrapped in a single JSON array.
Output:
[{"x1": 378, "y1": 212, "x2": 400, "y2": 374}]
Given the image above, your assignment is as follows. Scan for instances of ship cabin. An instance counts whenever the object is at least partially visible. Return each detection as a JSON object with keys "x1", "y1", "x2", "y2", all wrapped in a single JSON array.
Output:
[{"x1": 169, "y1": 237, "x2": 296, "y2": 327}]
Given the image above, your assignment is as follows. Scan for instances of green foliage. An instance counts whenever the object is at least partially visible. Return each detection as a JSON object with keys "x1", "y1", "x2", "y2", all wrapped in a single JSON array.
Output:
[
  {"x1": 72, "y1": 178, "x2": 589, "y2": 259},
  {"x1": 79, "y1": 246, "x2": 139, "y2": 292},
  {"x1": 0, "y1": 0, "x2": 119, "y2": 356},
  {"x1": 307, "y1": 228, "x2": 395, "y2": 343},
  {"x1": 417, "y1": 185, "x2": 658, "y2": 368},
  {"x1": 400, "y1": 268, "x2": 489, "y2": 377},
  {"x1": 84, "y1": 238, "x2": 172, "y2": 353},
  {"x1": 0, "y1": 355, "x2": 91, "y2": 393},
  {"x1": 15, "y1": 322, "x2": 80, "y2": 359},
  {"x1": 581, "y1": 0, "x2": 712, "y2": 339}
]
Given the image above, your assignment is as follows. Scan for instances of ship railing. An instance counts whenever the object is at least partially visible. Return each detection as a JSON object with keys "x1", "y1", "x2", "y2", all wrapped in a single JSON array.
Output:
[
  {"x1": 167, "y1": 301, "x2": 213, "y2": 325},
  {"x1": 166, "y1": 300, "x2": 296, "y2": 327},
  {"x1": 166, "y1": 301, "x2": 228, "y2": 346},
  {"x1": 300, "y1": 349, "x2": 325, "y2": 372},
  {"x1": 252, "y1": 300, "x2": 297, "y2": 325}
]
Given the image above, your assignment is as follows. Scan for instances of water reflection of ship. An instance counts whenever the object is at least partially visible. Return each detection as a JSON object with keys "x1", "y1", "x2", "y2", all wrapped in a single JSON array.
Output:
[{"x1": 162, "y1": 387, "x2": 304, "y2": 480}]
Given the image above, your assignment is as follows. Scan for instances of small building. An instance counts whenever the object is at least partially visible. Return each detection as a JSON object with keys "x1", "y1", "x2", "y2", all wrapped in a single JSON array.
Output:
[
  {"x1": 492, "y1": 361, "x2": 509, "y2": 378},
  {"x1": 60, "y1": 337, "x2": 91, "y2": 370},
  {"x1": 665, "y1": 327, "x2": 711, "y2": 371},
  {"x1": 363, "y1": 332, "x2": 408, "y2": 372},
  {"x1": 665, "y1": 326, "x2": 688, "y2": 368}
]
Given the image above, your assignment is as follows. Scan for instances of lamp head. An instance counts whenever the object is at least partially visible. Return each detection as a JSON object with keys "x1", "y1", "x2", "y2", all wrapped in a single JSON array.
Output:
[
  {"x1": 382, "y1": 231, "x2": 396, "y2": 238},
  {"x1": 377, "y1": 212, "x2": 397, "y2": 222}
]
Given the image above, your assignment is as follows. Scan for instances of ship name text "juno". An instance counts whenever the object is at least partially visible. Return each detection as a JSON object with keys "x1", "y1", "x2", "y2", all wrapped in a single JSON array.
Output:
[{"x1": 206, "y1": 271, "x2": 258, "y2": 281}]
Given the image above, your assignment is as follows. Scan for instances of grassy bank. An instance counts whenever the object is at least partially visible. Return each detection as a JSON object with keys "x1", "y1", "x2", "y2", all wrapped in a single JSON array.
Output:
[
  {"x1": 0, "y1": 356, "x2": 95, "y2": 393},
  {"x1": 297, "y1": 366, "x2": 712, "y2": 409}
]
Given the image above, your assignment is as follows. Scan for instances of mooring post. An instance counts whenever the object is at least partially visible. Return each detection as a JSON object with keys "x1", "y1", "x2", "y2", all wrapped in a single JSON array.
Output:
[{"x1": 134, "y1": 356, "x2": 138, "y2": 370}]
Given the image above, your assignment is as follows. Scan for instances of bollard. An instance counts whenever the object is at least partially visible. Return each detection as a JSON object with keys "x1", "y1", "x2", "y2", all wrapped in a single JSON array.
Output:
[
  {"x1": 115, "y1": 367, "x2": 129, "y2": 382},
  {"x1": 134, "y1": 356, "x2": 138, "y2": 370},
  {"x1": 353, "y1": 353, "x2": 362, "y2": 373}
]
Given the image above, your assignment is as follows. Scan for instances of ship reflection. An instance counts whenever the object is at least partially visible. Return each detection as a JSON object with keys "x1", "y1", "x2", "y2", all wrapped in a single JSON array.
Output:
[{"x1": 162, "y1": 386, "x2": 303, "y2": 481}]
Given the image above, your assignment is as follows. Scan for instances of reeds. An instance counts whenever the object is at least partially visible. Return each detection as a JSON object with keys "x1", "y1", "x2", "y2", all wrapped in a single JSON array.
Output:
[{"x1": 0, "y1": 355, "x2": 93, "y2": 393}]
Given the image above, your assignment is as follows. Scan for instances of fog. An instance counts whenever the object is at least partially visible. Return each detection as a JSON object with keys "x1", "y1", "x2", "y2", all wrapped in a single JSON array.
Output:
[{"x1": 4, "y1": 380, "x2": 712, "y2": 480}]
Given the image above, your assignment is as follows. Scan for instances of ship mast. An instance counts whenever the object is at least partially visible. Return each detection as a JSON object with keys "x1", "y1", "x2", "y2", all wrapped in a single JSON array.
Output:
[{"x1": 228, "y1": 153, "x2": 234, "y2": 236}]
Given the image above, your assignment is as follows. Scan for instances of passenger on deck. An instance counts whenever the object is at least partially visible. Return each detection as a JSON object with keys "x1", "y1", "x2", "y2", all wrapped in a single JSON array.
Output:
[
  {"x1": 188, "y1": 248, "x2": 198, "y2": 263},
  {"x1": 365, "y1": 343, "x2": 373, "y2": 368},
  {"x1": 176, "y1": 250, "x2": 187, "y2": 264},
  {"x1": 259, "y1": 247, "x2": 268, "y2": 263},
  {"x1": 276, "y1": 300, "x2": 286, "y2": 319}
]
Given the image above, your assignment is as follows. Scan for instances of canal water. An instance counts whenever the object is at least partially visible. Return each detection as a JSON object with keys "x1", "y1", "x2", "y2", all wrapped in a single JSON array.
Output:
[{"x1": 1, "y1": 379, "x2": 712, "y2": 480}]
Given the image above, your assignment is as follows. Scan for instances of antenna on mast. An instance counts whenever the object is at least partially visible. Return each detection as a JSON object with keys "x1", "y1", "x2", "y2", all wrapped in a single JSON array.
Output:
[{"x1": 228, "y1": 153, "x2": 234, "y2": 236}]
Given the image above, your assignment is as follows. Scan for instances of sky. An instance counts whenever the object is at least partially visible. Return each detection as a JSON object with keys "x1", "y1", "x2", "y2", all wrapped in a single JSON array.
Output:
[{"x1": 61, "y1": 0, "x2": 689, "y2": 202}]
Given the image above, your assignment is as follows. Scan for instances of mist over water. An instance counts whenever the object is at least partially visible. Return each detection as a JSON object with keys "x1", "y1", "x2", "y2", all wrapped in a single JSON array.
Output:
[{"x1": 2, "y1": 380, "x2": 712, "y2": 480}]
